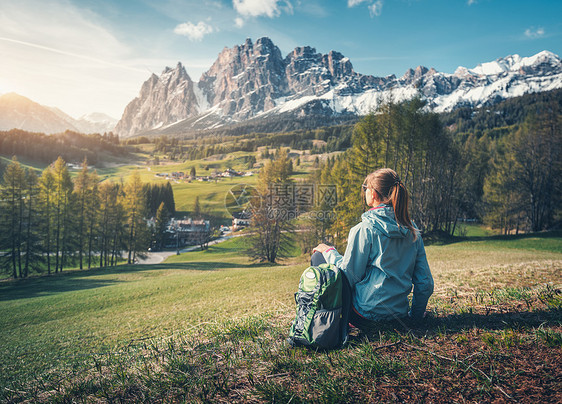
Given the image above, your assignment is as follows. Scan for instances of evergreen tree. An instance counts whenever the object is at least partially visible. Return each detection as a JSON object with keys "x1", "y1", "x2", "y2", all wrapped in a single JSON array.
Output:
[
  {"x1": 512, "y1": 112, "x2": 561, "y2": 231},
  {"x1": 73, "y1": 159, "x2": 90, "y2": 269},
  {"x1": 165, "y1": 181, "x2": 175, "y2": 214},
  {"x1": 99, "y1": 181, "x2": 125, "y2": 267},
  {"x1": 247, "y1": 155, "x2": 256, "y2": 169},
  {"x1": 38, "y1": 166, "x2": 56, "y2": 274},
  {"x1": 23, "y1": 169, "x2": 40, "y2": 277},
  {"x1": 193, "y1": 196, "x2": 201, "y2": 219},
  {"x1": 154, "y1": 202, "x2": 169, "y2": 250},
  {"x1": 85, "y1": 172, "x2": 100, "y2": 268},
  {"x1": 484, "y1": 111, "x2": 562, "y2": 232},
  {"x1": 1, "y1": 157, "x2": 25, "y2": 278},
  {"x1": 52, "y1": 157, "x2": 73, "y2": 272},
  {"x1": 124, "y1": 172, "x2": 148, "y2": 264},
  {"x1": 349, "y1": 112, "x2": 382, "y2": 178}
]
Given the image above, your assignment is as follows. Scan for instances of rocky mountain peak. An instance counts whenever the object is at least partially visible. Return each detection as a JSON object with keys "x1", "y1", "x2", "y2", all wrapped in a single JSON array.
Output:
[
  {"x1": 322, "y1": 50, "x2": 354, "y2": 79},
  {"x1": 114, "y1": 62, "x2": 199, "y2": 137},
  {"x1": 254, "y1": 37, "x2": 276, "y2": 53},
  {"x1": 198, "y1": 36, "x2": 286, "y2": 117},
  {"x1": 402, "y1": 65, "x2": 431, "y2": 83},
  {"x1": 286, "y1": 46, "x2": 318, "y2": 60},
  {"x1": 114, "y1": 38, "x2": 562, "y2": 137}
]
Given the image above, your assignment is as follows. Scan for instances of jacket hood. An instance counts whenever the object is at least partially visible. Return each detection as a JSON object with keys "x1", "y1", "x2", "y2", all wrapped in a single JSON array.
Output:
[{"x1": 361, "y1": 204, "x2": 410, "y2": 238}]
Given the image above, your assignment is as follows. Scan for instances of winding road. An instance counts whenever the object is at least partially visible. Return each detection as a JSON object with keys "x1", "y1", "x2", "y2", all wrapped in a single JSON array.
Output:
[{"x1": 136, "y1": 235, "x2": 234, "y2": 264}]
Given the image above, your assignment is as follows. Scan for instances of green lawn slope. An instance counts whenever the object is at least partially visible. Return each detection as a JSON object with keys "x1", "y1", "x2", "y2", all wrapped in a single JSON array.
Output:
[{"x1": 1, "y1": 233, "x2": 560, "y2": 402}]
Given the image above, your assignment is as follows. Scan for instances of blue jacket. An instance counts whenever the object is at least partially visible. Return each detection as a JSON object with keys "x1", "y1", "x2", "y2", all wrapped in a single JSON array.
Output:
[{"x1": 322, "y1": 204, "x2": 433, "y2": 321}]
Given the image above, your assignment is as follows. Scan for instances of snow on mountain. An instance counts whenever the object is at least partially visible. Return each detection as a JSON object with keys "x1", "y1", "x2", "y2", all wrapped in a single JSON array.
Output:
[
  {"x1": 468, "y1": 51, "x2": 561, "y2": 76},
  {"x1": 114, "y1": 37, "x2": 562, "y2": 137}
]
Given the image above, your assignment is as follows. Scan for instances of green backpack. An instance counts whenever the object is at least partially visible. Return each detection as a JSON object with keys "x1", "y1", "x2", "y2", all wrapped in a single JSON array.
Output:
[{"x1": 287, "y1": 263, "x2": 351, "y2": 350}]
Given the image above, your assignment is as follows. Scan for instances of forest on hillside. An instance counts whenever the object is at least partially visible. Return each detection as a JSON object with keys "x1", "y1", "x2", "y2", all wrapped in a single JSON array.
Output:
[
  {"x1": 0, "y1": 158, "x2": 176, "y2": 279},
  {"x1": 127, "y1": 88, "x2": 562, "y2": 162},
  {"x1": 298, "y1": 95, "x2": 561, "y2": 251},
  {"x1": 0, "y1": 129, "x2": 130, "y2": 166}
]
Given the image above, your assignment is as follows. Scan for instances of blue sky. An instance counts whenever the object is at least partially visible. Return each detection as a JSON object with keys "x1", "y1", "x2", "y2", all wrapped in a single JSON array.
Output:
[{"x1": 1, "y1": 0, "x2": 560, "y2": 118}]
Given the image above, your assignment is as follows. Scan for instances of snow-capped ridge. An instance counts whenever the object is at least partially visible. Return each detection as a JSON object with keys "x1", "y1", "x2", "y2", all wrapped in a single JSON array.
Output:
[{"x1": 114, "y1": 40, "x2": 562, "y2": 137}]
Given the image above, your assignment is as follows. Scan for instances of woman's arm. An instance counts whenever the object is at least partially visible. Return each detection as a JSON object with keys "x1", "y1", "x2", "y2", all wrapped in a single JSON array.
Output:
[
  {"x1": 409, "y1": 237, "x2": 434, "y2": 320},
  {"x1": 321, "y1": 223, "x2": 372, "y2": 289}
]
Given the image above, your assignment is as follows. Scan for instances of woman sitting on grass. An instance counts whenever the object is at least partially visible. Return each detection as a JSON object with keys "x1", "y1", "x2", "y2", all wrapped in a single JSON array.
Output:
[{"x1": 312, "y1": 168, "x2": 434, "y2": 329}]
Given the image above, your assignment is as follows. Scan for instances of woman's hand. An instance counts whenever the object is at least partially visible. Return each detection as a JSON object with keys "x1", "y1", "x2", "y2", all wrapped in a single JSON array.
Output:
[{"x1": 312, "y1": 243, "x2": 331, "y2": 253}]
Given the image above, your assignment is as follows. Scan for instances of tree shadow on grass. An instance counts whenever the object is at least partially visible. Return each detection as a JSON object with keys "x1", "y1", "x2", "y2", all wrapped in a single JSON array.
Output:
[
  {"x1": 348, "y1": 306, "x2": 562, "y2": 343},
  {"x1": 0, "y1": 277, "x2": 121, "y2": 302},
  {"x1": 0, "y1": 260, "x2": 272, "y2": 301},
  {"x1": 146, "y1": 261, "x2": 273, "y2": 271}
]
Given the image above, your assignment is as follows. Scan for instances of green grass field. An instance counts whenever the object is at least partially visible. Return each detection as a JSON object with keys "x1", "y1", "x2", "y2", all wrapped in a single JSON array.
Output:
[
  {"x1": 2, "y1": 147, "x2": 314, "y2": 223},
  {"x1": 1, "y1": 231, "x2": 561, "y2": 402}
]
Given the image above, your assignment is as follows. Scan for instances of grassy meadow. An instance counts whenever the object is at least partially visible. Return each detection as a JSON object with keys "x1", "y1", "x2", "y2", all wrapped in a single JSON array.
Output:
[
  {"x1": 2, "y1": 142, "x2": 317, "y2": 222},
  {"x1": 93, "y1": 148, "x2": 312, "y2": 219},
  {"x1": 1, "y1": 230, "x2": 561, "y2": 402}
]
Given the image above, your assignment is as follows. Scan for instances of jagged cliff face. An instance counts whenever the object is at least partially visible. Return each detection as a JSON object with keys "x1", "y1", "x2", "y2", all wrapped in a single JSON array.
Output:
[
  {"x1": 115, "y1": 37, "x2": 562, "y2": 137},
  {"x1": 114, "y1": 63, "x2": 200, "y2": 137},
  {"x1": 199, "y1": 37, "x2": 286, "y2": 118},
  {"x1": 284, "y1": 47, "x2": 355, "y2": 96}
]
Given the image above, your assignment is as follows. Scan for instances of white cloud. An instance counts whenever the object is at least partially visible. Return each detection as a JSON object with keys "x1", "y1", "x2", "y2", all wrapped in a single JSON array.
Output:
[
  {"x1": 348, "y1": 0, "x2": 370, "y2": 6},
  {"x1": 368, "y1": 0, "x2": 383, "y2": 16},
  {"x1": 234, "y1": 17, "x2": 245, "y2": 28},
  {"x1": 232, "y1": 0, "x2": 292, "y2": 18},
  {"x1": 524, "y1": 27, "x2": 545, "y2": 39},
  {"x1": 467, "y1": 0, "x2": 476, "y2": 5},
  {"x1": 174, "y1": 21, "x2": 215, "y2": 41},
  {"x1": 348, "y1": 0, "x2": 383, "y2": 17}
]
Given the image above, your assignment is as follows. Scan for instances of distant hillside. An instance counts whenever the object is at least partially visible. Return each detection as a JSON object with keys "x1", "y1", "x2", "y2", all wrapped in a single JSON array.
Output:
[
  {"x1": 140, "y1": 112, "x2": 358, "y2": 139},
  {"x1": 0, "y1": 93, "x2": 79, "y2": 134},
  {"x1": 0, "y1": 93, "x2": 117, "y2": 135},
  {"x1": 441, "y1": 88, "x2": 562, "y2": 138},
  {"x1": 0, "y1": 129, "x2": 130, "y2": 167}
]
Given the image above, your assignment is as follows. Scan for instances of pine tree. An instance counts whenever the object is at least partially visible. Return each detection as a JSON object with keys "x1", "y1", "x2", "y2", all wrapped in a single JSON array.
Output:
[
  {"x1": 154, "y1": 202, "x2": 169, "y2": 250},
  {"x1": 99, "y1": 181, "x2": 124, "y2": 267},
  {"x1": 1, "y1": 157, "x2": 26, "y2": 278},
  {"x1": 52, "y1": 157, "x2": 73, "y2": 272},
  {"x1": 193, "y1": 196, "x2": 201, "y2": 219},
  {"x1": 349, "y1": 112, "x2": 382, "y2": 179},
  {"x1": 73, "y1": 159, "x2": 90, "y2": 269},
  {"x1": 38, "y1": 166, "x2": 56, "y2": 274},
  {"x1": 512, "y1": 112, "x2": 561, "y2": 231},
  {"x1": 124, "y1": 172, "x2": 148, "y2": 264},
  {"x1": 165, "y1": 181, "x2": 175, "y2": 214},
  {"x1": 23, "y1": 169, "x2": 40, "y2": 277},
  {"x1": 85, "y1": 172, "x2": 100, "y2": 268}
]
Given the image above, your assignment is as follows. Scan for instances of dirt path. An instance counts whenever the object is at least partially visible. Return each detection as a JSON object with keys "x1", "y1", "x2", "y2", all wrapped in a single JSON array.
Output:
[{"x1": 136, "y1": 235, "x2": 234, "y2": 264}]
